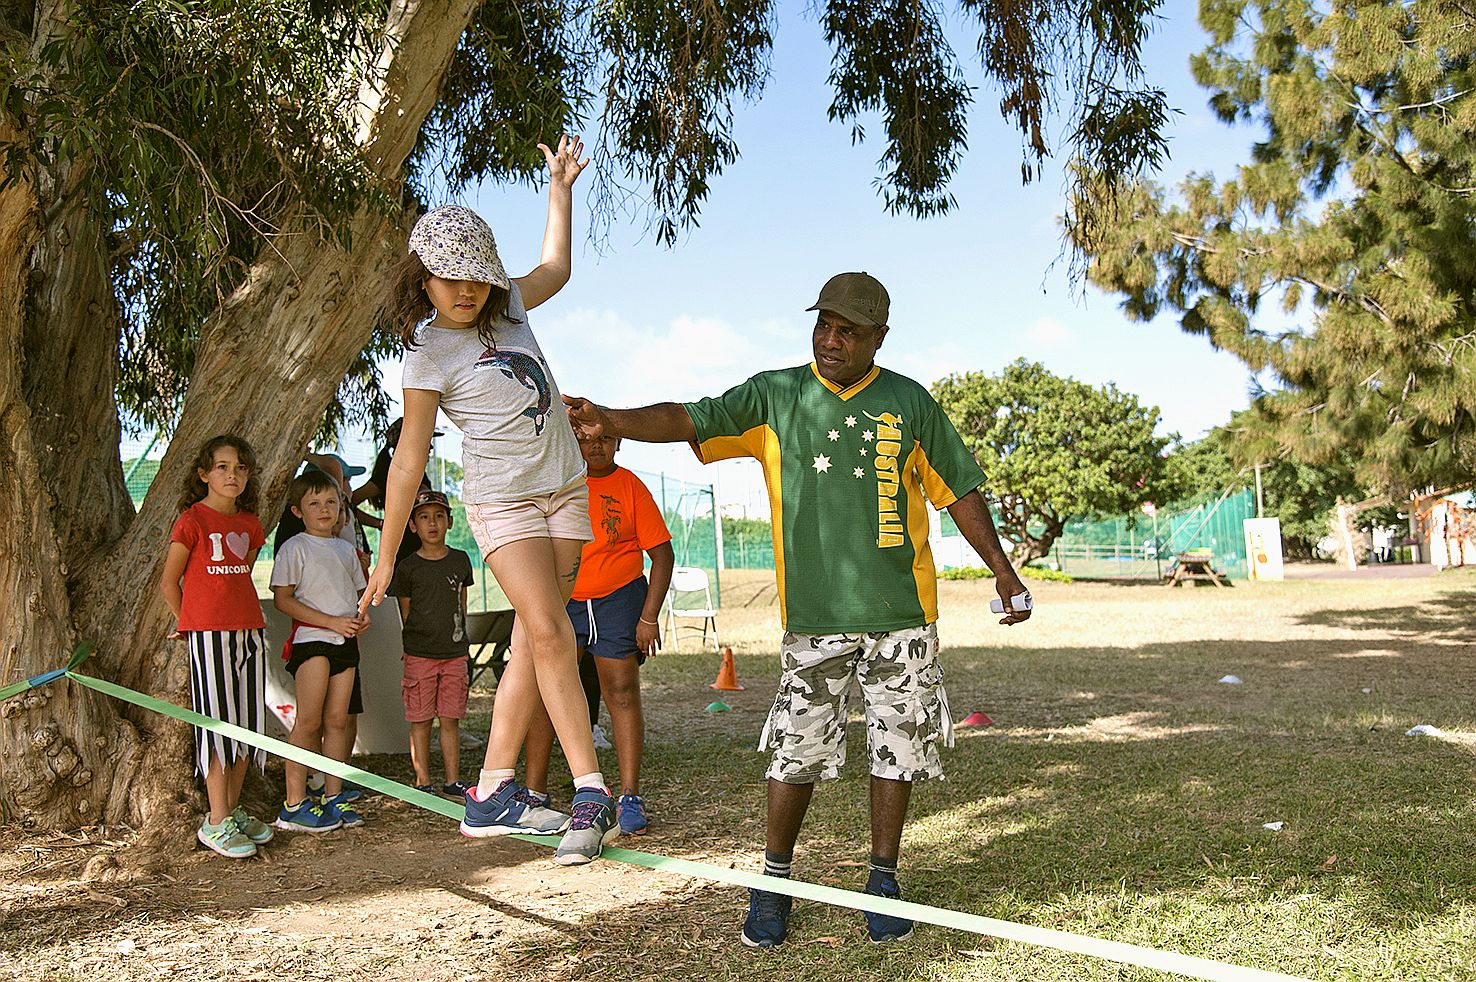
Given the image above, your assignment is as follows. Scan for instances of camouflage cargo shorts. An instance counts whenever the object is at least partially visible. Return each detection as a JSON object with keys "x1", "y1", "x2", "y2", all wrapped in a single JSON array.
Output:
[{"x1": 758, "y1": 623, "x2": 953, "y2": 783}]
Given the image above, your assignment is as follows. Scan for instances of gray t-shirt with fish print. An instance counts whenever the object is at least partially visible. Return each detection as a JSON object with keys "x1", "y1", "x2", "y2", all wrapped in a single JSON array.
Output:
[{"x1": 401, "y1": 282, "x2": 584, "y2": 503}]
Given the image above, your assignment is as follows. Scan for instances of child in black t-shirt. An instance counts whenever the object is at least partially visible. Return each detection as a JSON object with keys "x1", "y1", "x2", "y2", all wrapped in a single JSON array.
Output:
[{"x1": 389, "y1": 490, "x2": 476, "y2": 796}]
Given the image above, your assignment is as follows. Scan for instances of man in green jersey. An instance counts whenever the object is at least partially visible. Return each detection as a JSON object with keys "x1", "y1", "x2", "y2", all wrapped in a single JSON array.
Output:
[{"x1": 563, "y1": 272, "x2": 1031, "y2": 948}]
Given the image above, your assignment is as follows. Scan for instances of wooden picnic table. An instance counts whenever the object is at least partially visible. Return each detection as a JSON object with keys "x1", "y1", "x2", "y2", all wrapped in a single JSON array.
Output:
[{"x1": 1164, "y1": 553, "x2": 1229, "y2": 587}]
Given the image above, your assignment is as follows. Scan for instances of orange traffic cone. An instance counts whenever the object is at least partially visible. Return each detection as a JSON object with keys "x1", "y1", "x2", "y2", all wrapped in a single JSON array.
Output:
[{"x1": 710, "y1": 647, "x2": 745, "y2": 691}]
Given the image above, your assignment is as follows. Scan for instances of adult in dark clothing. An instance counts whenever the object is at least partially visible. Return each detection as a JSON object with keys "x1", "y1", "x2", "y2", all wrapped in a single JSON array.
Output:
[{"x1": 352, "y1": 417, "x2": 437, "y2": 563}]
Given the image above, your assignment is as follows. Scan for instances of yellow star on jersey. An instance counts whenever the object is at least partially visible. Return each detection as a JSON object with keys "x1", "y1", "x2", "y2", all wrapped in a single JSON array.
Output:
[
  {"x1": 844, "y1": 415, "x2": 857, "y2": 427},
  {"x1": 852, "y1": 467, "x2": 865, "y2": 478},
  {"x1": 827, "y1": 429, "x2": 840, "y2": 441},
  {"x1": 812, "y1": 454, "x2": 832, "y2": 474}
]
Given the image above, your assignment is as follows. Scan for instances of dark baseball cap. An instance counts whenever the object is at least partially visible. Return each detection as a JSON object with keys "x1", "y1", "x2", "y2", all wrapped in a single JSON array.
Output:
[
  {"x1": 411, "y1": 488, "x2": 451, "y2": 515},
  {"x1": 806, "y1": 272, "x2": 890, "y2": 328},
  {"x1": 385, "y1": 416, "x2": 444, "y2": 444}
]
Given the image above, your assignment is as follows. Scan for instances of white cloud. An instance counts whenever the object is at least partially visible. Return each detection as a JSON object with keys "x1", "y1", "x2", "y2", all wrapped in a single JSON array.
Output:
[{"x1": 1024, "y1": 316, "x2": 1073, "y2": 347}]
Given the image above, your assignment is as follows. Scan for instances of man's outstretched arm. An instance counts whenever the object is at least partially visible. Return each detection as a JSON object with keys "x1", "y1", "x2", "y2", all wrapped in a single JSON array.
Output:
[
  {"x1": 946, "y1": 489, "x2": 1032, "y2": 625},
  {"x1": 563, "y1": 395, "x2": 697, "y2": 443}
]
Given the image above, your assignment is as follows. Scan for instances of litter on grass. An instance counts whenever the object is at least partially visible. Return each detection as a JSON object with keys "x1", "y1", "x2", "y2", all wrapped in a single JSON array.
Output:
[
  {"x1": 1262, "y1": 822, "x2": 1284, "y2": 831},
  {"x1": 1217, "y1": 675, "x2": 1244, "y2": 685},
  {"x1": 1405, "y1": 724, "x2": 1445, "y2": 737}
]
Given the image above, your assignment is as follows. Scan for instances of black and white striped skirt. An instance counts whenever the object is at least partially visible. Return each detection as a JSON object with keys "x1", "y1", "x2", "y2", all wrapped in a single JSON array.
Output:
[{"x1": 185, "y1": 629, "x2": 267, "y2": 777}]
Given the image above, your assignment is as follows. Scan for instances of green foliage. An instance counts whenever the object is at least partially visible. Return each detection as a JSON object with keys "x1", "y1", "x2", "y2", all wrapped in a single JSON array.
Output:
[
  {"x1": 721, "y1": 515, "x2": 772, "y2": 541},
  {"x1": 6, "y1": 0, "x2": 1177, "y2": 447},
  {"x1": 938, "y1": 563, "x2": 1074, "y2": 582},
  {"x1": 932, "y1": 359, "x2": 1169, "y2": 563},
  {"x1": 1072, "y1": 0, "x2": 1476, "y2": 493}
]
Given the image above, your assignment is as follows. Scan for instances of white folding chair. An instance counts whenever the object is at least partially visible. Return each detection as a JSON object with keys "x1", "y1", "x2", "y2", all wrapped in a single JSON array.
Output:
[{"x1": 665, "y1": 566, "x2": 720, "y2": 653}]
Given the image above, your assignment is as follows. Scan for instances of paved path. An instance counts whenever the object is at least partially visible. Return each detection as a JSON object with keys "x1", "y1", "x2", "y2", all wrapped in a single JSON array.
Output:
[{"x1": 1284, "y1": 562, "x2": 1437, "y2": 581}]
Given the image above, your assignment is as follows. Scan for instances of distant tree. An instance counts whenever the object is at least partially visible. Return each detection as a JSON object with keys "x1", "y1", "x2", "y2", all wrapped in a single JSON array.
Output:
[
  {"x1": 1071, "y1": 0, "x2": 1476, "y2": 497},
  {"x1": 933, "y1": 360, "x2": 1169, "y2": 566}
]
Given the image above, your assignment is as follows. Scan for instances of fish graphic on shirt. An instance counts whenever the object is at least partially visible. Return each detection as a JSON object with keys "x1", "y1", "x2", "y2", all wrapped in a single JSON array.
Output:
[{"x1": 475, "y1": 348, "x2": 553, "y2": 435}]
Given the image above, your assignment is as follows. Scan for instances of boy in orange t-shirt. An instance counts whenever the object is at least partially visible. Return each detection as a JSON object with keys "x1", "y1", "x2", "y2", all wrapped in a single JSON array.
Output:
[{"x1": 525, "y1": 434, "x2": 673, "y2": 834}]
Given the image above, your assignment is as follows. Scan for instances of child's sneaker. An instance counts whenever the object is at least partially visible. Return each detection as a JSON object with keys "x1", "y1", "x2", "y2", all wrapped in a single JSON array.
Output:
[
  {"x1": 197, "y1": 816, "x2": 257, "y2": 859},
  {"x1": 306, "y1": 773, "x2": 326, "y2": 797},
  {"x1": 461, "y1": 779, "x2": 569, "y2": 837},
  {"x1": 616, "y1": 792, "x2": 648, "y2": 835},
  {"x1": 741, "y1": 884, "x2": 792, "y2": 948},
  {"x1": 552, "y1": 786, "x2": 618, "y2": 865},
  {"x1": 414, "y1": 783, "x2": 438, "y2": 796},
  {"x1": 322, "y1": 792, "x2": 364, "y2": 828},
  {"x1": 442, "y1": 780, "x2": 472, "y2": 799},
  {"x1": 274, "y1": 797, "x2": 343, "y2": 833},
  {"x1": 862, "y1": 869, "x2": 914, "y2": 943},
  {"x1": 591, "y1": 723, "x2": 613, "y2": 749},
  {"x1": 229, "y1": 807, "x2": 275, "y2": 845}
]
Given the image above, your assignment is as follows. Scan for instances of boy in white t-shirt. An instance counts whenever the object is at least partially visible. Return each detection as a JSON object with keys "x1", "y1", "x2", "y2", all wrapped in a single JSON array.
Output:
[{"x1": 271, "y1": 470, "x2": 370, "y2": 832}]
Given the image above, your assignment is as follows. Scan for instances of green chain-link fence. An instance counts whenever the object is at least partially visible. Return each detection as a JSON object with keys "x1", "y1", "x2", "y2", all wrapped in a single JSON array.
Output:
[{"x1": 1049, "y1": 488, "x2": 1255, "y2": 580}]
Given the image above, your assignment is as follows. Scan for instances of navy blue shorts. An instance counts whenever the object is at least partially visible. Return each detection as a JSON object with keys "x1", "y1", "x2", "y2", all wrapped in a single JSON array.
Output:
[{"x1": 566, "y1": 576, "x2": 649, "y2": 662}]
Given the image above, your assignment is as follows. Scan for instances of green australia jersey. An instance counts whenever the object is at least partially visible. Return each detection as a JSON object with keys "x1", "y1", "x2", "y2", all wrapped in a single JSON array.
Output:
[{"x1": 684, "y1": 363, "x2": 985, "y2": 634}]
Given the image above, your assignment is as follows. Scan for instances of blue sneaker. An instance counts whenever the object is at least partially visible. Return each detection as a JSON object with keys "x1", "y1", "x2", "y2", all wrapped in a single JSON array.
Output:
[
  {"x1": 552, "y1": 786, "x2": 618, "y2": 865},
  {"x1": 617, "y1": 792, "x2": 648, "y2": 835},
  {"x1": 461, "y1": 779, "x2": 569, "y2": 837},
  {"x1": 322, "y1": 791, "x2": 364, "y2": 828},
  {"x1": 274, "y1": 797, "x2": 343, "y2": 833},
  {"x1": 863, "y1": 869, "x2": 914, "y2": 943},
  {"x1": 741, "y1": 882, "x2": 792, "y2": 948}
]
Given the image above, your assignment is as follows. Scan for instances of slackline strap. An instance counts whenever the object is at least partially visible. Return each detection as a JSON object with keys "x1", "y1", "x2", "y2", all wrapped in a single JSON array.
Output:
[{"x1": 0, "y1": 651, "x2": 1310, "y2": 982}]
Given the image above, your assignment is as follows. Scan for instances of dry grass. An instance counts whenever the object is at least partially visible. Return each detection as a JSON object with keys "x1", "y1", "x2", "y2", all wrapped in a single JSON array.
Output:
[{"x1": 3, "y1": 567, "x2": 1475, "y2": 981}]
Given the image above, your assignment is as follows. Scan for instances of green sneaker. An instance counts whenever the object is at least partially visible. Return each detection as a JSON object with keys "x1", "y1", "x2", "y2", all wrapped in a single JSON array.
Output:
[
  {"x1": 230, "y1": 807, "x2": 275, "y2": 845},
  {"x1": 197, "y1": 816, "x2": 257, "y2": 859}
]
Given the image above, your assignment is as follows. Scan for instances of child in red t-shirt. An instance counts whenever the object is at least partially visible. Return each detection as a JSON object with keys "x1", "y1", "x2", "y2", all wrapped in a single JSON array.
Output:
[
  {"x1": 525, "y1": 434, "x2": 674, "y2": 835},
  {"x1": 159, "y1": 435, "x2": 271, "y2": 859}
]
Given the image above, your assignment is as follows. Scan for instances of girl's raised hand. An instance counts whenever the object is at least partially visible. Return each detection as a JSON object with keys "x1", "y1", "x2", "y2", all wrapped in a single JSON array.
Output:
[{"x1": 539, "y1": 134, "x2": 589, "y2": 190}]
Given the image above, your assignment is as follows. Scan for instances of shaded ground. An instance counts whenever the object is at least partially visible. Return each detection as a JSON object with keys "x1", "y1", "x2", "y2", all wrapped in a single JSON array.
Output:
[{"x1": 4, "y1": 568, "x2": 1475, "y2": 981}]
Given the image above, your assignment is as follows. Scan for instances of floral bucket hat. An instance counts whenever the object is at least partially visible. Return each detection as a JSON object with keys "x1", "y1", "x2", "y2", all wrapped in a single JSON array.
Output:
[{"x1": 409, "y1": 205, "x2": 509, "y2": 289}]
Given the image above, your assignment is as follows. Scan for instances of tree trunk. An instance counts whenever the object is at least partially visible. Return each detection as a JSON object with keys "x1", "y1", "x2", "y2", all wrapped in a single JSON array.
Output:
[{"x1": 0, "y1": 0, "x2": 478, "y2": 834}]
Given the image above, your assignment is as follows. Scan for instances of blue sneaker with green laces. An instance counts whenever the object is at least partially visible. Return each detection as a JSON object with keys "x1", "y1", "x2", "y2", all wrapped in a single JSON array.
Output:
[
  {"x1": 321, "y1": 791, "x2": 364, "y2": 827},
  {"x1": 273, "y1": 797, "x2": 342, "y2": 833}
]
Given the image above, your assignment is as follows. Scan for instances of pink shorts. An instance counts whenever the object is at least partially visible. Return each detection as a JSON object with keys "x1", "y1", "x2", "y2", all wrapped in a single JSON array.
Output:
[
  {"x1": 464, "y1": 477, "x2": 593, "y2": 559},
  {"x1": 401, "y1": 654, "x2": 469, "y2": 723}
]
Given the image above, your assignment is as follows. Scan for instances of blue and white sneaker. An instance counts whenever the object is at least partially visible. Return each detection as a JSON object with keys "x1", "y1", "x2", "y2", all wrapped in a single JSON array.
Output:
[
  {"x1": 862, "y1": 869, "x2": 914, "y2": 943},
  {"x1": 617, "y1": 792, "x2": 648, "y2": 835},
  {"x1": 460, "y1": 779, "x2": 569, "y2": 837},
  {"x1": 274, "y1": 797, "x2": 343, "y2": 833},
  {"x1": 552, "y1": 786, "x2": 618, "y2": 865},
  {"x1": 322, "y1": 791, "x2": 364, "y2": 828}
]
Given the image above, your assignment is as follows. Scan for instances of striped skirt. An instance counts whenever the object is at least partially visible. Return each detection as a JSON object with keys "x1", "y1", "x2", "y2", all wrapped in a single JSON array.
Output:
[{"x1": 185, "y1": 629, "x2": 267, "y2": 778}]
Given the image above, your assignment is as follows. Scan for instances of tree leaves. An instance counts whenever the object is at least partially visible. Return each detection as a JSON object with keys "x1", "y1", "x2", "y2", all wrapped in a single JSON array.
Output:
[{"x1": 933, "y1": 359, "x2": 1168, "y2": 563}]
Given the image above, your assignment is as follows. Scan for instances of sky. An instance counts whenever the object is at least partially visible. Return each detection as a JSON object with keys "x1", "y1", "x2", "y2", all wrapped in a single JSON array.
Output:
[{"x1": 329, "y1": 0, "x2": 1265, "y2": 518}]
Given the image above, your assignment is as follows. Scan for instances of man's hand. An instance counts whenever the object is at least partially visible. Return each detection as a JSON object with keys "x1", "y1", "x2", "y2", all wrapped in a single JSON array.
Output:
[
  {"x1": 563, "y1": 394, "x2": 611, "y2": 439},
  {"x1": 993, "y1": 574, "x2": 1033, "y2": 626}
]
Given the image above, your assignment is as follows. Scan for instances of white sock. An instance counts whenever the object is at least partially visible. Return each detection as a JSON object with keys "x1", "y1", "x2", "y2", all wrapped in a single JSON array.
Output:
[
  {"x1": 572, "y1": 771, "x2": 606, "y2": 792},
  {"x1": 477, "y1": 767, "x2": 515, "y2": 797}
]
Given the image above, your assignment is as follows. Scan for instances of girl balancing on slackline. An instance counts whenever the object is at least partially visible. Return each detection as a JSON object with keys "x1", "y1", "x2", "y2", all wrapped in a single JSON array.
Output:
[{"x1": 360, "y1": 135, "x2": 618, "y2": 865}]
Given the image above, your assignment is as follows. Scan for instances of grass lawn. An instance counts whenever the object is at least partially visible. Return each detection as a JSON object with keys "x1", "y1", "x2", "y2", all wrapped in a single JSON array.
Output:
[{"x1": 3, "y1": 567, "x2": 1474, "y2": 981}]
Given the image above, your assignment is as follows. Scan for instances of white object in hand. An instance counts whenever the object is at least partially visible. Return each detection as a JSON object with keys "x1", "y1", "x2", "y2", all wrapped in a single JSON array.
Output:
[{"x1": 989, "y1": 593, "x2": 1033, "y2": 614}]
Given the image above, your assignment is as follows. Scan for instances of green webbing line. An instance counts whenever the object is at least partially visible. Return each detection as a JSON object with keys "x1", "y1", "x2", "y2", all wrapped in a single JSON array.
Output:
[
  {"x1": 60, "y1": 668, "x2": 1311, "y2": 982},
  {"x1": 0, "y1": 642, "x2": 95, "y2": 701}
]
